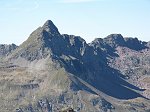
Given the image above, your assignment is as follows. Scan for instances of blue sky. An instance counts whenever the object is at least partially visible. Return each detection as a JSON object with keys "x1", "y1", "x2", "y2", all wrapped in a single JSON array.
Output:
[{"x1": 0, "y1": 0, "x2": 150, "y2": 45}]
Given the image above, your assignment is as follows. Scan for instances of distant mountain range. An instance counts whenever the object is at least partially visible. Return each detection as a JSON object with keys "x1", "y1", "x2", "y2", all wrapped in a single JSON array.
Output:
[{"x1": 0, "y1": 20, "x2": 150, "y2": 112}]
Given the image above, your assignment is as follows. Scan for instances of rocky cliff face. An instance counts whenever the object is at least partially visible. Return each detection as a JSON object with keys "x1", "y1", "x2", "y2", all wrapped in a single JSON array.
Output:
[
  {"x1": 0, "y1": 44, "x2": 17, "y2": 57},
  {"x1": 91, "y1": 34, "x2": 150, "y2": 100},
  {"x1": 0, "y1": 20, "x2": 150, "y2": 112}
]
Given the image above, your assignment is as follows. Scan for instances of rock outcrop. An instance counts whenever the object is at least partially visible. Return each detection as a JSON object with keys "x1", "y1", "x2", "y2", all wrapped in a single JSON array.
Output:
[{"x1": 0, "y1": 44, "x2": 17, "y2": 57}]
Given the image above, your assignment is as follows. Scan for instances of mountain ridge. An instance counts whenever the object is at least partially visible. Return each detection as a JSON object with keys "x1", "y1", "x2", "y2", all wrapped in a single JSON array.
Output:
[{"x1": 0, "y1": 20, "x2": 150, "y2": 112}]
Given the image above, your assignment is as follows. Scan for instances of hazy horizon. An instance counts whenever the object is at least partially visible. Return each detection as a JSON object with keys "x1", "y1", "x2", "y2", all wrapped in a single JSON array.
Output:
[{"x1": 0, "y1": 0, "x2": 150, "y2": 45}]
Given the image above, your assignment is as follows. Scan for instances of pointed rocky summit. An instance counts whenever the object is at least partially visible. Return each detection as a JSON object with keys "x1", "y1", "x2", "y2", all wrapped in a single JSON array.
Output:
[{"x1": 42, "y1": 20, "x2": 60, "y2": 35}]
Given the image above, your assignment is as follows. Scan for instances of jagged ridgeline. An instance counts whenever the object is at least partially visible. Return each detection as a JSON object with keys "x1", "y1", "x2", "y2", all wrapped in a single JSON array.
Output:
[{"x1": 0, "y1": 20, "x2": 150, "y2": 112}]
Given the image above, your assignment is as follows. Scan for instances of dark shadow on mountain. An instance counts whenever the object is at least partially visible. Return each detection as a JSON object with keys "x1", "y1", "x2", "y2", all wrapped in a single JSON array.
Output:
[
  {"x1": 40, "y1": 31, "x2": 146, "y2": 100},
  {"x1": 93, "y1": 66, "x2": 145, "y2": 99},
  {"x1": 57, "y1": 52, "x2": 145, "y2": 100},
  {"x1": 125, "y1": 38, "x2": 148, "y2": 51},
  {"x1": 73, "y1": 62, "x2": 144, "y2": 99}
]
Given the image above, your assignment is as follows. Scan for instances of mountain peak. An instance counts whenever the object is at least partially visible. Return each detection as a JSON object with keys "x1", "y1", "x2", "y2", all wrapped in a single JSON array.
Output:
[
  {"x1": 106, "y1": 34, "x2": 124, "y2": 41},
  {"x1": 101, "y1": 34, "x2": 126, "y2": 48},
  {"x1": 43, "y1": 20, "x2": 54, "y2": 27},
  {"x1": 42, "y1": 20, "x2": 60, "y2": 35}
]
